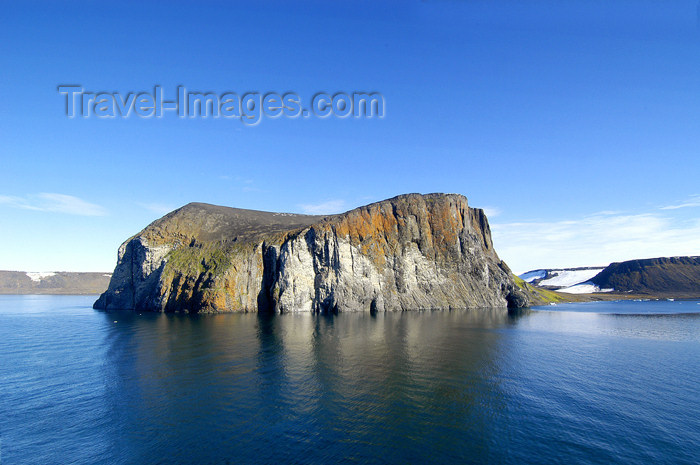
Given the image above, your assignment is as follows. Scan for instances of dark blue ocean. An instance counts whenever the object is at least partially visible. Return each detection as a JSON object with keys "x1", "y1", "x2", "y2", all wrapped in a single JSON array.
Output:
[{"x1": 1, "y1": 296, "x2": 699, "y2": 464}]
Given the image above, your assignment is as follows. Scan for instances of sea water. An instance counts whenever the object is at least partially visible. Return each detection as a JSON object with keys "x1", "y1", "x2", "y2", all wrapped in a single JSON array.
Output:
[{"x1": 1, "y1": 295, "x2": 698, "y2": 464}]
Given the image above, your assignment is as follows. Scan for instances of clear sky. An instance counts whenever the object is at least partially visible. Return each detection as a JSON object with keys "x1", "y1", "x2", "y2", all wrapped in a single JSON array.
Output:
[{"x1": 1, "y1": 0, "x2": 699, "y2": 274}]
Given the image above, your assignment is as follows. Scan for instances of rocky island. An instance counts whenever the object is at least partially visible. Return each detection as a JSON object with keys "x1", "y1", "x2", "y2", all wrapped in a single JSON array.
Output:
[{"x1": 94, "y1": 193, "x2": 528, "y2": 313}]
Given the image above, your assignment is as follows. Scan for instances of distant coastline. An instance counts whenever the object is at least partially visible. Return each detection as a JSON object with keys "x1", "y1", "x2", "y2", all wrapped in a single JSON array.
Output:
[
  {"x1": 3, "y1": 256, "x2": 698, "y2": 303},
  {"x1": 518, "y1": 256, "x2": 700, "y2": 304},
  {"x1": 0, "y1": 271, "x2": 111, "y2": 295}
]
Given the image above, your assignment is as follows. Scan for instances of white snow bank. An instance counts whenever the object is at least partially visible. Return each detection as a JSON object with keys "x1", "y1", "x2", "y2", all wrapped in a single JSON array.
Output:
[
  {"x1": 558, "y1": 281, "x2": 614, "y2": 294},
  {"x1": 519, "y1": 270, "x2": 547, "y2": 282},
  {"x1": 26, "y1": 272, "x2": 57, "y2": 282},
  {"x1": 538, "y1": 268, "x2": 605, "y2": 288}
]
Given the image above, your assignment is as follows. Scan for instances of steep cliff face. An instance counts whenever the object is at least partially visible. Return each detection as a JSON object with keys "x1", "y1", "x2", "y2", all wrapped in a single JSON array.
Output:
[{"x1": 94, "y1": 194, "x2": 528, "y2": 313}]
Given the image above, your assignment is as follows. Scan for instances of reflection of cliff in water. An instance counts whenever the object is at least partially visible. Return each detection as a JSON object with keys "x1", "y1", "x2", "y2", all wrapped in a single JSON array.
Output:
[
  {"x1": 98, "y1": 307, "x2": 522, "y2": 462},
  {"x1": 100, "y1": 311, "x2": 262, "y2": 461},
  {"x1": 250, "y1": 308, "x2": 517, "y2": 460}
]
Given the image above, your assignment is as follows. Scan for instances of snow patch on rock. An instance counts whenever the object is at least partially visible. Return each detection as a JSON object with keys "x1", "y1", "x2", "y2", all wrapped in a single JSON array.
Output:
[
  {"x1": 539, "y1": 268, "x2": 605, "y2": 288},
  {"x1": 558, "y1": 281, "x2": 614, "y2": 294},
  {"x1": 26, "y1": 272, "x2": 56, "y2": 282},
  {"x1": 519, "y1": 269, "x2": 546, "y2": 282}
]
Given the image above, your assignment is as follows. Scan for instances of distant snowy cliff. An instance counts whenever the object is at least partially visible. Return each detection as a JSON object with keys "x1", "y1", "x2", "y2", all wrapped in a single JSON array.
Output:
[
  {"x1": 0, "y1": 271, "x2": 111, "y2": 295},
  {"x1": 519, "y1": 267, "x2": 608, "y2": 294},
  {"x1": 521, "y1": 257, "x2": 700, "y2": 297}
]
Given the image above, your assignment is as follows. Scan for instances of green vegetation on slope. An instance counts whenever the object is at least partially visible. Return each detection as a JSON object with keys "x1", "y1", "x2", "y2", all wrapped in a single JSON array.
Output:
[
  {"x1": 164, "y1": 243, "x2": 234, "y2": 276},
  {"x1": 512, "y1": 275, "x2": 568, "y2": 305}
]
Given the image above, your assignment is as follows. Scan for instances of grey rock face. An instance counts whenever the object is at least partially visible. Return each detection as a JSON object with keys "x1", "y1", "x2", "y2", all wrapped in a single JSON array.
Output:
[{"x1": 93, "y1": 237, "x2": 170, "y2": 310}]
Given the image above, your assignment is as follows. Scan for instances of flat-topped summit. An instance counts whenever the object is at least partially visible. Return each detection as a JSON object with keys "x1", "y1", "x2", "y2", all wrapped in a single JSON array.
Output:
[
  {"x1": 591, "y1": 256, "x2": 700, "y2": 296},
  {"x1": 95, "y1": 193, "x2": 528, "y2": 313},
  {"x1": 140, "y1": 201, "x2": 327, "y2": 245}
]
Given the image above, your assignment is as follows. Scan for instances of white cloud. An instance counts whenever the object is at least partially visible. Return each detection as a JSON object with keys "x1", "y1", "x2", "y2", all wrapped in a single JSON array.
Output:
[
  {"x1": 218, "y1": 175, "x2": 262, "y2": 192},
  {"x1": 492, "y1": 212, "x2": 700, "y2": 274},
  {"x1": 298, "y1": 199, "x2": 346, "y2": 215},
  {"x1": 0, "y1": 193, "x2": 106, "y2": 216},
  {"x1": 660, "y1": 195, "x2": 700, "y2": 210},
  {"x1": 481, "y1": 206, "x2": 501, "y2": 218},
  {"x1": 593, "y1": 210, "x2": 622, "y2": 216},
  {"x1": 37, "y1": 193, "x2": 107, "y2": 216},
  {"x1": 219, "y1": 175, "x2": 254, "y2": 184},
  {"x1": 0, "y1": 195, "x2": 35, "y2": 209},
  {"x1": 138, "y1": 202, "x2": 176, "y2": 215}
]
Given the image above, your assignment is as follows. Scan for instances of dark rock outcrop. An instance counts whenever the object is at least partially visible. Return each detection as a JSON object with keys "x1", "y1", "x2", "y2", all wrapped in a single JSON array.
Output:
[
  {"x1": 94, "y1": 193, "x2": 528, "y2": 313},
  {"x1": 591, "y1": 256, "x2": 700, "y2": 296}
]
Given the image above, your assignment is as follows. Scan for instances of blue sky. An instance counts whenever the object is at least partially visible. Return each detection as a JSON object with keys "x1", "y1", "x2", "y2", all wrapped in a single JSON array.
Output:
[{"x1": 1, "y1": 0, "x2": 699, "y2": 273}]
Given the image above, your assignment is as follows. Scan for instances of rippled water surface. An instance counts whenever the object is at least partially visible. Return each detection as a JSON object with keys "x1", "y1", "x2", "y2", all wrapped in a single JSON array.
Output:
[{"x1": 1, "y1": 296, "x2": 699, "y2": 464}]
